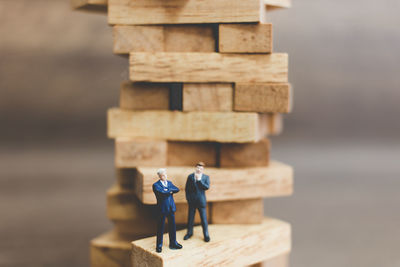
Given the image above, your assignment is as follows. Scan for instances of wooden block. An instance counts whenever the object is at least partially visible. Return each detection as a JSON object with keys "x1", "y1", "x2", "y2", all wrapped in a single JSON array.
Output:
[
  {"x1": 129, "y1": 52, "x2": 288, "y2": 83},
  {"x1": 234, "y1": 83, "x2": 291, "y2": 113},
  {"x1": 134, "y1": 160, "x2": 293, "y2": 205},
  {"x1": 115, "y1": 138, "x2": 168, "y2": 168},
  {"x1": 263, "y1": 113, "x2": 283, "y2": 135},
  {"x1": 131, "y1": 217, "x2": 291, "y2": 267},
  {"x1": 108, "y1": 0, "x2": 260, "y2": 25},
  {"x1": 113, "y1": 25, "x2": 215, "y2": 54},
  {"x1": 115, "y1": 139, "x2": 218, "y2": 168},
  {"x1": 219, "y1": 23, "x2": 272, "y2": 53},
  {"x1": 211, "y1": 199, "x2": 263, "y2": 224},
  {"x1": 167, "y1": 142, "x2": 217, "y2": 167},
  {"x1": 119, "y1": 82, "x2": 169, "y2": 110},
  {"x1": 264, "y1": 0, "x2": 292, "y2": 8},
  {"x1": 71, "y1": 0, "x2": 107, "y2": 12},
  {"x1": 107, "y1": 185, "x2": 207, "y2": 225},
  {"x1": 90, "y1": 231, "x2": 132, "y2": 267},
  {"x1": 249, "y1": 254, "x2": 289, "y2": 267},
  {"x1": 220, "y1": 139, "x2": 270, "y2": 168},
  {"x1": 182, "y1": 83, "x2": 233, "y2": 112},
  {"x1": 108, "y1": 108, "x2": 271, "y2": 143},
  {"x1": 116, "y1": 168, "x2": 136, "y2": 190}
]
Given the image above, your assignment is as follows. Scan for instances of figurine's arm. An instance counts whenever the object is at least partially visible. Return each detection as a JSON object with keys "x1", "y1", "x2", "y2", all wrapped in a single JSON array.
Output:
[
  {"x1": 170, "y1": 182, "x2": 180, "y2": 194},
  {"x1": 197, "y1": 175, "x2": 210, "y2": 190},
  {"x1": 153, "y1": 184, "x2": 173, "y2": 196}
]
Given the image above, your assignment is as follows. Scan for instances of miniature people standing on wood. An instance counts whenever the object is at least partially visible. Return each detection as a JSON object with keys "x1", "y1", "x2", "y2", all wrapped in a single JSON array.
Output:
[
  {"x1": 152, "y1": 168, "x2": 183, "y2": 253},
  {"x1": 184, "y1": 162, "x2": 211, "y2": 242}
]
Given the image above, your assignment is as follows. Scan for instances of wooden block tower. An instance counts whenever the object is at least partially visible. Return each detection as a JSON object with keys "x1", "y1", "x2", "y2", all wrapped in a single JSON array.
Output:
[{"x1": 71, "y1": 0, "x2": 294, "y2": 266}]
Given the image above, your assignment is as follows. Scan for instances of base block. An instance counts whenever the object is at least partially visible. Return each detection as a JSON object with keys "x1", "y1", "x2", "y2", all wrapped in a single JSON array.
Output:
[{"x1": 131, "y1": 217, "x2": 291, "y2": 267}]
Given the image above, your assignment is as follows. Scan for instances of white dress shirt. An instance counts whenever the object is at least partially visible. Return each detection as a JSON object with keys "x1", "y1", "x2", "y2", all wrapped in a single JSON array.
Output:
[{"x1": 160, "y1": 180, "x2": 168, "y2": 187}]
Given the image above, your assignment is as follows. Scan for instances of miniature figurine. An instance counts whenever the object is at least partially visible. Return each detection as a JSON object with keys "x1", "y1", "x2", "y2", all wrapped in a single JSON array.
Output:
[
  {"x1": 152, "y1": 168, "x2": 183, "y2": 253},
  {"x1": 183, "y1": 162, "x2": 210, "y2": 242}
]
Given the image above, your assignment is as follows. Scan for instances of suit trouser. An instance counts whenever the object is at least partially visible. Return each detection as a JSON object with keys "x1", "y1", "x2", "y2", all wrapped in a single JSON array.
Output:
[
  {"x1": 156, "y1": 212, "x2": 177, "y2": 248},
  {"x1": 186, "y1": 204, "x2": 209, "y2": 237}
]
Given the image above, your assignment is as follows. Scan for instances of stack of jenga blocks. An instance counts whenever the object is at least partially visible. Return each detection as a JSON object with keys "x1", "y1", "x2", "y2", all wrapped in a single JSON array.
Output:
[{"x1": 71, "y1": 0, "x2": 294, "y2": 266}]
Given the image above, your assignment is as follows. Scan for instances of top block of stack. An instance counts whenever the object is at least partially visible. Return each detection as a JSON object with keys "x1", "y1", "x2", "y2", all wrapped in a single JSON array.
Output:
[{"x1": 108, "y1": 0, "x2": 262, "y2": 25}]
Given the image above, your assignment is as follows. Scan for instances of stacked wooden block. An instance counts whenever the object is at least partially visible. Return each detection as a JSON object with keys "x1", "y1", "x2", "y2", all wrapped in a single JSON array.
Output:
[{"x1": 72, "y1": 0, "x2": 294, "y2": 266}]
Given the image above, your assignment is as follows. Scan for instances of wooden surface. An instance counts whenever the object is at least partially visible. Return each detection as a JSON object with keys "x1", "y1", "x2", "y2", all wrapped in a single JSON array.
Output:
[
  {"x1": 113, "y1": 25, "x2": 215, "y2": 54},
  {"x1": 107, "y1": 185, "x2": 207, "y2": 225},
  {"x1": 129, "y1": 52, "x2": 288, "y2": 83},
  {"x1": 234, "y1": 83, "x2": 291, "y2": 113},
  {"x1": 131, "y1": 217, "x2": 291, "y2": 267},
  {"x1": 108, "y1": 108, "x2": 271, "y2": 143},
  {"x1": 182, "y1": 83, "x2": 233, "y2": 112},
  {"x1": 108, "y1": 0, "x2": 259, "y2": 25},
  {"x1": 115, "y1": 139, "x2": 218, "y2": 168},
  {"x1": 220, "y1": 139, "x2": 270, "y2": 167},
  {"x1": 219, "y1": 23, "x2": 272, "y2": 53},
  {"x1": 119, "y1": 82, "x2": 169, "y2": 110},
  {"x1": 211, "y1": 199, "x2": 264, "y2": 224},
  {"x1": 90, "y1": 231, "x2": 132, "y2": 267},
  {"x1": 71, "y1": 0, "x2": 107, "y2": 11},
  {"x1": 116, "y1": 167, "x2": 136, "y2": 190},
  {"x1": 133, "y1": 160, "x2": 293, "y2": 205},
  {"x1": 264, "y1": 0, "x2": 291, "y2": 8},
  {"x1": 250, "y1": 254, "x2": 289, "y2": 267}
]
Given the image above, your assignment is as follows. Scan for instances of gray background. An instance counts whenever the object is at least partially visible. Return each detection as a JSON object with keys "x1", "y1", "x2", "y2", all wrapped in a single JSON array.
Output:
[{"x1": 0, "y1": 0, "x2": 399, "y2": 266}]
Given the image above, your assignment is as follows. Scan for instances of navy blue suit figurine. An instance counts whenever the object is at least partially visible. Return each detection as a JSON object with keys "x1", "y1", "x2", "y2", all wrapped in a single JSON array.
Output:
[
  {"x1": 152, "y1": 168, "x2": 183, "y2": 253},
  {"x1": 184, "y1": 162, "x2": 211, "y2": 242}
]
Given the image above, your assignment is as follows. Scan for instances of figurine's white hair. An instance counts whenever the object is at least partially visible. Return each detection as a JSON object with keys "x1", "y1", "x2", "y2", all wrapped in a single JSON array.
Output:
[{"x1": 157, "y1": 168, "x2": 166, "y2": 177}]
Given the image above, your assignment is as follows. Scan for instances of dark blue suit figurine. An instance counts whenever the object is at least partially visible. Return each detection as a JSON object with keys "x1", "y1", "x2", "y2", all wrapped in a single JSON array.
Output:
[
  {"x1": 184, "y1": 162, "x2": 211, "y2": 242},
  {"x1": 152, "y1": 168, "x2": 183, "y2": 253}
]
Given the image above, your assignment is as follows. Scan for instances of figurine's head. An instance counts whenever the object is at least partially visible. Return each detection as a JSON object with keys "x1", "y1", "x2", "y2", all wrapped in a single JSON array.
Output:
[
  {"x1": 157, "y1": 168, "x2": 167, "y2": 181},
  {"x1": 195, "y1": 162, "x2": 205, "y2": 174}
]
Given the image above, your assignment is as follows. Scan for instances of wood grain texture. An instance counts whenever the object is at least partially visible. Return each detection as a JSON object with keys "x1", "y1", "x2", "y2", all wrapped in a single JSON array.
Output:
[
  {"x1": 119, "y1": 82, "x2": 169, "y2": 110},
  {"x1": 131, "y1": 217, "x2": 291, "y2": 267},
  {"x1": 113, "y1": 25, "x2": 215, "y2": 54},
  {"x1": 211, "y1": 199, "x2": 263, "y2": 224},
  {"x1": 234, "y1": 83, "x2": 291, "y2": 113},
  {"x1": 264, "y1": 0, "x2": 292, "y2": 8},
  {"x1": 107, "y1": 185, "x2": 207, "y2": 225},
  {"x1": 182, "y1": 83, "x2": 233, "y2": 112},
  {"x1": 108, "y1": 108, "x2": 270, "y2": 143},
  {"x1": 129, "y1": 52, "x2": 288, "y2": 83},
  {"x1": 90, "y1": 231, "x2": 132, "y2": 267},
  {"x1": 220, "y1": 139, "x2": 270, "y2": 167},
  {"x1": 108, "y1": 0, "x2": 260, "y2": 25},
  {"x1": 133, "y1": 160, "x2": 293, "y2": 205},
  {"x1": 167, "y1": 141, "x2": 217, "y2": 167},
  {"x1": 219, "y1": 23, "x2": 272, "y2": 53}
]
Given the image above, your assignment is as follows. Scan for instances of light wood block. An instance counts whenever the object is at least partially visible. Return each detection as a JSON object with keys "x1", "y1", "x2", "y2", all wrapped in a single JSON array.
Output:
[
  {"x1": 219, "y1": 24, "x2": 272, "y2": 53},
  {"x1": 131, "y1": 217, "x2": 291, "y2": 267},
  {"x1": 211, "y1": 199, "x2": 263, "y2": 224},
  {"x1": 71, "y1": 0, "x2": 107, "y2": 12},
  {"x1": 119, "y1": 82, "x2": 169, "y2": 111},
  {"x1": 108, "y1": 0, "x2": 260, "y2": 25},
  {"x1": 107, "y1": 185, "x2": 207, "y2": 225},
  {"x1": 234, "y1": 83, "x2": 291, "y2": 113},
  {"x1": 108, "y1": 108, "x2": 271, "y2": 143},
  {"x1": 115, "y1": 139, "x2": 218, "y2": 168},
  {"x1": 113, "y1": 25, "x2": 215, "y2": 54},
  {"x1": 182, "y1": 83, "x2": 233, "y2": 112},
  {"x1": 220, "y1": 139, "x2": 270, "y2": 168},
  {"x1": 249, "y1": 254, "x2": 289, "y2": 267},
  {"x1": 129, "y1": 52, "x2": 288, "y2": 83},
  {"x1": 134, "y1": 160, "x2": 293, "y2": 205},
  {"x1": 264, "y1": 0, "x2": 292, "y2": 8},
  {"x1": 90, "y1": 231, "x2": 132, "y2": 267}
]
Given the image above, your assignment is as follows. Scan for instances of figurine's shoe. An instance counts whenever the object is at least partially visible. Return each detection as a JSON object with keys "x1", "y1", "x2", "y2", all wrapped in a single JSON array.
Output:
[
  {"x1": 169, "y1": 242, "x2": 183, "y2": 249},
  {"x1": 156, "y1": 247, "x2": 162, "y2": 253},
  {"x1": 204, "y1": 235, "x2": 210, "y2": 242},
  {"x1": 183, "y1": 234, "x2": 192, "y2": 240}
]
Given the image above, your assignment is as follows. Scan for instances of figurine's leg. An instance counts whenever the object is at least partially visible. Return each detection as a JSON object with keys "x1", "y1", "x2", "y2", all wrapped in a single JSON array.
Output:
[
  {"x1": 167, "y1": 213, "x2": 177, "y2": 244},
  {"x1": 156, "y1": 214, "x2": 166, "y2": 249},
  {"x1": 186, "y1": 204, "x2": 196, "y2": 236},
  {"x1": 198, "y1": 207, "x2": 210, "y2": 241}
]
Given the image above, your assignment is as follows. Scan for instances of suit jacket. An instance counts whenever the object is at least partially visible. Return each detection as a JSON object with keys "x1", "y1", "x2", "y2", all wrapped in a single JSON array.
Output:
[
  {"x1": 185, "y1": 173, "x2": 210, "y2": 208},
  {"x1": 152, "y1": 180, "x2": 180, "y2": 215}
]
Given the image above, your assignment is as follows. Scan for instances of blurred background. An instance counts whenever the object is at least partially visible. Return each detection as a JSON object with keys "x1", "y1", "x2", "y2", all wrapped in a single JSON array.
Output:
[{"x1": 0, "y1": 0, "x2": 399, "y2": 266}]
